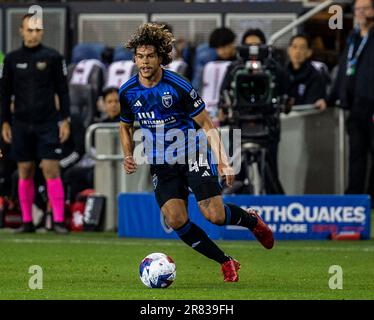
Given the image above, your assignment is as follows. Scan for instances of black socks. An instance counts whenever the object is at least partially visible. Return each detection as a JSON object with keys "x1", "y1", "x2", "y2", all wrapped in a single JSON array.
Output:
[
  {"x1": 174, "y1": 204, "x2": 258, "y2": 264},
  {"x1": 175, "y1": 220, "x2": 230, "y2": 264},
  {"x1": 223, "y1": 203, "x2": 258, "y2": 230}
]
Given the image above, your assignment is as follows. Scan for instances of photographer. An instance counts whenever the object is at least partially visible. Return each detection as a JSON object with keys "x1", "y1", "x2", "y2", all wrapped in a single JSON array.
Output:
[{"x1": 218, "y1": 29, "x2": 285, "y2": 195}]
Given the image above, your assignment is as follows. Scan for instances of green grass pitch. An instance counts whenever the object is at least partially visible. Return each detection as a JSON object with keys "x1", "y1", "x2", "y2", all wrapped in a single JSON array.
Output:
[{"x1": 0, "y1": 230, "x2": 373, "y2": 300}]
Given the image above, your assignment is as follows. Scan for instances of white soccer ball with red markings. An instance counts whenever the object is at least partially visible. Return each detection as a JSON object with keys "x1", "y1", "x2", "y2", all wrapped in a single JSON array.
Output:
[{"x1": 139, "y1": 253, "x2": 176, "y2": 288}]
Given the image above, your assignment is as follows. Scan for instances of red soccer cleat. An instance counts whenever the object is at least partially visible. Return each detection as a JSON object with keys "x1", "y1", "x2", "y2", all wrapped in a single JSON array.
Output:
[
  {"x1": 221, "y1": 259, "x2": 241, "y2": 282},
  {"x1": 247, "y1": 208, "x2": 274, "y2": 249}
]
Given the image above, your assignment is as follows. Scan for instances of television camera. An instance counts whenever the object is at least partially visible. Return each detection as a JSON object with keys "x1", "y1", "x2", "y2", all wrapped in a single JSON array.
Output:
[
  {"x1": 222, "y1": 44, "x2": 287, "y2": 195},
  {"x1": 224, "y1": 44, "x2": 287, "y2": 143}
]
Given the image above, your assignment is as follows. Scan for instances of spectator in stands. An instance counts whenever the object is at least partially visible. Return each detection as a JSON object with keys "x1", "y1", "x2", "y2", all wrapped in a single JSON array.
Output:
[
  {"x1": 196, "y1": 28, "x2": 237, "y2": 124},
  {"x1": 0, "y1": 13, "x2": 70, "y2": 233},
  {"x1": 191, "y1": 27, "x2": 235, "y2": 92},
  {"x1": 285, "y1": 34, "x2": 327, "y2": 110},
  {"x1": 192, "y1": 27, "x2": 237, "y2": 90},
  {"x1": 101, "y1": 87, "x2": 121, "y2": 122},
  {"x1": 218, "y1": 28, "x2": 285, "y2": 195},
  {"x1": 331, "y1": 0, "x2": 374, "y2": 201},
  {"x1": 63, "y1": 87, "x2": 120, "y2": 202},
  {"x1": 209, "y1": 27, "x2": 237, "y2": 62}
]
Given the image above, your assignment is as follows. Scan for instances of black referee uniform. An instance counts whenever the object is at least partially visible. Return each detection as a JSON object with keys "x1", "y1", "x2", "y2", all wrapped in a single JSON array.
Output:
[{"x1": 0, "y1": 43, "x2": 70, "y2": 161}]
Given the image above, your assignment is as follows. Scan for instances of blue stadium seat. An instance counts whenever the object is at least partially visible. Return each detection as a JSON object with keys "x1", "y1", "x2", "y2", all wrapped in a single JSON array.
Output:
[
  {"x1": 192, "y1": 43, "x2": 218, "y2": 90},
  {"x1": 71, "y1": 43, "x2": 106, "y2": 64},
  {"x1": 113, "y1": 46, "x2": 134, "y2": 62}
]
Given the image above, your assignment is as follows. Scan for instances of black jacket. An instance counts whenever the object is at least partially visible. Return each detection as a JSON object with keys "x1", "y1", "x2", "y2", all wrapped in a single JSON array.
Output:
[
  {"x1": 0, "y1": 43, "x2": 70, "y2": 124},
  {"x1": 285, "y1": 60, "x2": 327, "y2": 106},
  {"x1": 330, "y1": 27, "x2": 374, "y2": 118}
]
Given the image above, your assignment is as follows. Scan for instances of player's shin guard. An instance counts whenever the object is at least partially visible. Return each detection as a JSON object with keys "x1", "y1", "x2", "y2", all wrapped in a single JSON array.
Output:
[
  {"x1": 223, "y1": 203, "x2": 257, "y2": 230},
  {"x1": 46, "y1": 177, "x2": 65, "y2": 223},
  {"x1": 175, "y1": 220, "x2": 230, "y2": 264},
  {"x1": 18, "y1": 178, "x2": 35, "y2": 223}
]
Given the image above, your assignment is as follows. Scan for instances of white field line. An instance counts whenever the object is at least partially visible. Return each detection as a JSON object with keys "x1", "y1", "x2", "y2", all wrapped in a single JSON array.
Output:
[{"x1": 1, "y1": 237, "x2": 374, "y2": 253}]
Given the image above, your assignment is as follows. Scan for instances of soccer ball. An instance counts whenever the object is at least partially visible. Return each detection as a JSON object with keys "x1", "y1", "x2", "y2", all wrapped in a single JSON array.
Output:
[{"x1": 139, "y1": 253, "x2": 176, "y2": 288}]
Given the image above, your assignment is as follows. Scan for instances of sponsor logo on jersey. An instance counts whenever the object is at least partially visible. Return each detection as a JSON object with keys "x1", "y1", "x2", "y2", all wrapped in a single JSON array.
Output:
[
  {"x1": 194, "y1": 98, "x2": 203, "y2": 108},
  {"x1": 137, "y1": 112, "x2": 155, "y2": 119}
]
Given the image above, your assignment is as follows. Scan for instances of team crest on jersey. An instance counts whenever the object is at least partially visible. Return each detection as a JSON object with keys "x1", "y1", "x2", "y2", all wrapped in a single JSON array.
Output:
[
  {"x1": 162, "y1": 93, "x2": 173, "y2": 108},
  {"x1": 36, "y1": 62, "x2": 47, "y2": 71},
  {"x1": 190, "y1": 89, "x2": 197, "y2": 100}
]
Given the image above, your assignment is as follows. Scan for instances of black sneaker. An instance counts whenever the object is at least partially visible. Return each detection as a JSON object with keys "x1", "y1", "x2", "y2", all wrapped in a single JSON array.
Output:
[
  {"x1": 14, "y1": 222, "x2": 35, "y2": 234},
  {"x1": 53, "y1": 222, "x2": 69, "y2": 235}
]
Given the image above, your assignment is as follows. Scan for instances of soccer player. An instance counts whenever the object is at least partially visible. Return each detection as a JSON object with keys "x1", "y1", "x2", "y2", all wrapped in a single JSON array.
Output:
[
  {"x1": 119, "y1": 23, "x2": 274, "y2": 282},
  {"x1": 0, "y1": 13, "x2": 70, "y2": 234}
]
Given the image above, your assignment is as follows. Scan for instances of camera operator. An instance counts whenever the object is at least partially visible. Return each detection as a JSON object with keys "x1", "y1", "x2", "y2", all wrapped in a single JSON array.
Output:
[{"x1": 218, "y1": 29, "x2": 286, "y2": 194}]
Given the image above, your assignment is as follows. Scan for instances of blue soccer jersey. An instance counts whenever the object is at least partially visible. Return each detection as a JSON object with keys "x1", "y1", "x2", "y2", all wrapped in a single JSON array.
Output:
[{"x1": 119, "y1": 69, "x2": 206, "y2": 164}]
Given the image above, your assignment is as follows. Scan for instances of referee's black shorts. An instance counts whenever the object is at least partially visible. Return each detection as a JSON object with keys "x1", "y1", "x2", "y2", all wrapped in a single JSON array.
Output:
[
  {"x1": 150, "y1": 162, "x2": 222, "y2": 209},
  {"x1": 10, "y1": 119, "x2": 62, "y2": 162}
]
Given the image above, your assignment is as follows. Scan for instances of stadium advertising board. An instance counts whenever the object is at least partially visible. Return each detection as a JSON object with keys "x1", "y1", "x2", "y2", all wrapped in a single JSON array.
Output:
[{"x1": 118, "y1": 193, "x2": 371, "y2": 240}]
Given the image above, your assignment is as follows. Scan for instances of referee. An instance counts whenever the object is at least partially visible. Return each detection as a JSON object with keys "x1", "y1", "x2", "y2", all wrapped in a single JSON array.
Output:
[{"x1": 0, "y1": 13, "x2": 70, "y2": 233}]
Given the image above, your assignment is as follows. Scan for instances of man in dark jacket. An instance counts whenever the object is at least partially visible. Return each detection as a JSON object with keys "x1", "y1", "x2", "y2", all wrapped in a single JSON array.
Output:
[
  {"x1": 285, "y1": 34, "x2": 327, "y2": 110},
  {"x1": 331, "y1": 0, "x2": 374, "y2": 200},
  {"x1": 0, "y1": 13, "x2": 71, "y2": 233}
]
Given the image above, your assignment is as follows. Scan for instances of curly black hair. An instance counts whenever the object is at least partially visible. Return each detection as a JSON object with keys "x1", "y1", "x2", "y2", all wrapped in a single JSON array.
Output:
[{"x1": 126, "y1": 23, "x2": 175, "y2": 65}]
